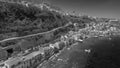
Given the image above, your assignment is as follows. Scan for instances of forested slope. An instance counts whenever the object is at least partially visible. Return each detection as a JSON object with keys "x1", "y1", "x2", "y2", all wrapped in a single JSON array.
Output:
[{"x1": 0, "y1": 1, "x2": 69, "y2": 40}]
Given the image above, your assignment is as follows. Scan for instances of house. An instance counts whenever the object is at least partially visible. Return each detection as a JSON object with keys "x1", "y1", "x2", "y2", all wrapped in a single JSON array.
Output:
[
  {"x1": 0, "y1": 49, "x2": 44, "y2": 68},
  {"x1": 109, "y1": 19, "x2": 118, "y2": 22}
]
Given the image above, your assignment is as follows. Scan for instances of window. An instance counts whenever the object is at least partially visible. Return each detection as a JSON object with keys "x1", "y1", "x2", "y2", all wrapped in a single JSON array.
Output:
[{"x1": 7, "y1": 48, "x2": 13, "y2": 54}]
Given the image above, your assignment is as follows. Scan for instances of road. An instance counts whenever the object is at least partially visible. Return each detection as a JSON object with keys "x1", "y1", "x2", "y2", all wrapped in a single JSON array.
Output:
[{"x1": 0, "y1": 23, "x2": 72, "y2": 43}]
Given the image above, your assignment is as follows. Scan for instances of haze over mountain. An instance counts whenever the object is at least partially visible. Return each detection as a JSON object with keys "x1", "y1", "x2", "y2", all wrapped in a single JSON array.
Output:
[{"x1": 44, "y1": 0, "x2": 120, "y2": 19}]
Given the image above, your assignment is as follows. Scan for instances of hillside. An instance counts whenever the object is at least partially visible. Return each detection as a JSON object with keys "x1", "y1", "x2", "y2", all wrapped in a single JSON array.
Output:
[{"x1": 0, "y1": 1, "x2": 69, "y2": 40}]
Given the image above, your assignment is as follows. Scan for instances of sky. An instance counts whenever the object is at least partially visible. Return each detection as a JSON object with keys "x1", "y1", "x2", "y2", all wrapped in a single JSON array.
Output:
[{"x1": 44, "y1": 0, "x2": 120, "y2": 19}]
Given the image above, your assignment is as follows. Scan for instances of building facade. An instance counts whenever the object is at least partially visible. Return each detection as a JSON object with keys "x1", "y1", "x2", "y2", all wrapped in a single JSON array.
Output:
[{"x1": 0, "y1": 49, "x2": 44, "y2": 68}]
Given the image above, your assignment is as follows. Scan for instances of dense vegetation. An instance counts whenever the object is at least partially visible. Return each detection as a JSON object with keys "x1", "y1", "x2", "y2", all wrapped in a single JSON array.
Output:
[{"x1": 0, "y1": 1, "x2": 68, "y2": 38}]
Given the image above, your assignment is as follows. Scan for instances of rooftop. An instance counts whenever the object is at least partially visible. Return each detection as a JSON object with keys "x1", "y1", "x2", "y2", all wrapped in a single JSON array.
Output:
[{"x1": 4, "y1": 49, "x2": 44, "y2": 66}]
